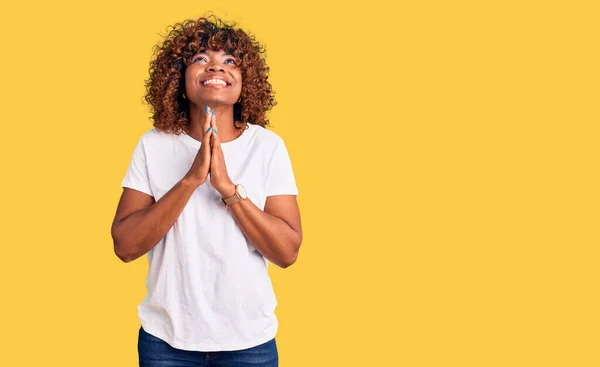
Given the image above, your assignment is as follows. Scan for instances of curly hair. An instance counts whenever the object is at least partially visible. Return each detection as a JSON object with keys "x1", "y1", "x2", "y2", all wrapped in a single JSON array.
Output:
[{"x1": 143, "y1": 14, "x2": 276, "y2": 134}]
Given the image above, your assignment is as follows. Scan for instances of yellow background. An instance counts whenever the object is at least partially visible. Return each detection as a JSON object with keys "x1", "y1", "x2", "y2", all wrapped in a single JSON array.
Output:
[{"x1": 1, "y1": 0, "x2": 598, "y2": 366}]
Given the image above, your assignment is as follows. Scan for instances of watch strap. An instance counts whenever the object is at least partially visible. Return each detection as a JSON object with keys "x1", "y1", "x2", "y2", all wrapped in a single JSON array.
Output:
[
  {"x1": 222, "y1": 184, "x2": 246, "y2": 206},
  {"x1": 222, "y1": 192, "x2": 241, "y2": 206}
]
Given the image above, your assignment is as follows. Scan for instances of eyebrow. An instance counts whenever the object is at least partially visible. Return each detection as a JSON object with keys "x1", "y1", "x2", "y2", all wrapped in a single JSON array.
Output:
[{"x1": 199, "y1": 51, "x2": 232, "y2": 57}]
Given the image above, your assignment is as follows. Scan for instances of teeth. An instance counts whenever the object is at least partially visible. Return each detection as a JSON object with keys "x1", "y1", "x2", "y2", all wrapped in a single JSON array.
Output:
[{"x1": 203, "y1": 79, "x2": 227, "y2": 86}]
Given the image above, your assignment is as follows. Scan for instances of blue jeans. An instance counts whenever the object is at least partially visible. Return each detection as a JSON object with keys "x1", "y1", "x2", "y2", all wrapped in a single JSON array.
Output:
[{"x1": 138, "y1": 326, "x2": 279, "y2": 367}]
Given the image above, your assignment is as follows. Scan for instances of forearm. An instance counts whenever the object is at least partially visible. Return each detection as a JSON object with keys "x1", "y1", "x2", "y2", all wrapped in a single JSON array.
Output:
[
  {"x1": 227, "y1": 198, "x2": 301, "y2": 268},
  {"x1": 112, "y1": 177, "x2": 199, "y2": 262}
]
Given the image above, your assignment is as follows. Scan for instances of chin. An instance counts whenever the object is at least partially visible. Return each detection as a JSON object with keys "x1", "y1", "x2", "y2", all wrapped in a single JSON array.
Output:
[{"x1": 201, "y1": 97, "x2": 237, "y2": 106}]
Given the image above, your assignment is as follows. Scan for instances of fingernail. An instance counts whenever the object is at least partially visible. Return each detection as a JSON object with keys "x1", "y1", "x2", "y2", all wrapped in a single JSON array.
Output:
[
  {"x1": 204, "y1": 105, "x2": 209, "y2": 113},
  {"x1": 206, "y1": 127, "x2": 212, "y2": 133},
  {"x1": 214, "y1": 128, "x2": 218, "y2": 134},
  {"x1": 211, "y1": 109, "x2": 215, "y2": 115}
]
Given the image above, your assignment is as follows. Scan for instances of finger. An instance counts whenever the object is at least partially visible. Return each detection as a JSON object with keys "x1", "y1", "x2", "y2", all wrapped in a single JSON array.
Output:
[
  {"x1": 212, "y1": 128, "x2": 221, "y2": 150},
  {"x1": 202, "y1": 117, "x2": 212, "y2": 157},
  {"x1": 203, "y1": 124, "x2": 212, "y2": 147},
  {"x1": 210, "y1": 110, "x2": 217, "y2": 134},
  {"x1": 210, "y1": 130, "x2": 217, "y2": 156},
  {"x1": 210, "y1": 134, "x2": 218, "y2": 171},
  {"x1": 210, "y1": 111, "x2": 221, "y2": 148},
  {"x1": 203, "y1": 105, "x2": 212, "y2": 136}
]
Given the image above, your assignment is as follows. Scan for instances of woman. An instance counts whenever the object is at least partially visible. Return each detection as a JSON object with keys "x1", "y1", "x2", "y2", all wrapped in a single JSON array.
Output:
[{"x1": 111, "y1": 15, "x2": 302, "y2": 367}]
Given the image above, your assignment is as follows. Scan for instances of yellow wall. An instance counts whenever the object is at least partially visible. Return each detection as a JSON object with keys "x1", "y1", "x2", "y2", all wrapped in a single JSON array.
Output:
[{"x1": 1, "y1": 0, "x2": 598, "y2": 365}]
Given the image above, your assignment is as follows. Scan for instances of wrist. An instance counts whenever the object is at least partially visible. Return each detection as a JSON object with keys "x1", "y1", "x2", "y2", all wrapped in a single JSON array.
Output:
[
  {"x1": 221, "y1": 183, "x2": 248, "y2": 206},
  {"x1": 219, "y1": 183, "x2": 236, "y2": 198},
  {"x1": 182, "y1": 174, "x2": 203, "y2": 188}
]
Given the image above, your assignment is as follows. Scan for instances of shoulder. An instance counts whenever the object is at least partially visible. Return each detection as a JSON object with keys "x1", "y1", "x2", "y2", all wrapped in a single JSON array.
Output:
[
  {"x1": 137, "y1": 127, "x2": 178, "y2": 146},
  {"x1": 142, "y1": 127, "x2": 170, "y2": 140},
  {"x1": 249, "y1": 124, "x2": 286, "y2": 149}
]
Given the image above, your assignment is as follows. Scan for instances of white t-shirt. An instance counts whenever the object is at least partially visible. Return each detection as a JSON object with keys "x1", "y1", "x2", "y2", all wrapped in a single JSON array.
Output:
[{"x1": 120, "y1": 123, "x2": 298, "y2": 352}]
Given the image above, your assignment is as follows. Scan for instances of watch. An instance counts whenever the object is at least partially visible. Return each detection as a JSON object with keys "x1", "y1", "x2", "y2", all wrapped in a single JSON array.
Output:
[{"x1": 222, "y1": 184, "x2": 248, "y2": 206}]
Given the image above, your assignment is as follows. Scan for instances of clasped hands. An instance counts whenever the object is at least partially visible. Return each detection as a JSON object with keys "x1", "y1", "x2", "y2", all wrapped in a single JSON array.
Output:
[{"x1": 185, "y1": 106, "x2": 236, "y2": 198}]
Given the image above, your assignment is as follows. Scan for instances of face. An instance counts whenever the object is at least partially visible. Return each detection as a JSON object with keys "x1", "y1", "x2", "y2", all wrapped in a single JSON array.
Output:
[{"x1": 184, "y1": 49, "x2": 242, "y2": 107}]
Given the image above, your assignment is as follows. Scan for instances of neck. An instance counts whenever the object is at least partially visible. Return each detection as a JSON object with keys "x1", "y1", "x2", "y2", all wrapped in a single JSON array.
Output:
[{"x1": 188, "y1": 103, "x2": 242, "y2": 143}]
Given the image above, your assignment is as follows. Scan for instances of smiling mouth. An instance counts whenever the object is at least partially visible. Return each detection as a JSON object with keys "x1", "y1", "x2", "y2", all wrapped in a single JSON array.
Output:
[{"x1": 202, "y1": 79, "x2": 231, "y2": 86}]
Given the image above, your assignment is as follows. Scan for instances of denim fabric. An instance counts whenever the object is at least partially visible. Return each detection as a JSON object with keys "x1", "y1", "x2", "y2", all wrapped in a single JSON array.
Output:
[{"x1": 138, "y1": 326, "x2": 279, "y2": 367}]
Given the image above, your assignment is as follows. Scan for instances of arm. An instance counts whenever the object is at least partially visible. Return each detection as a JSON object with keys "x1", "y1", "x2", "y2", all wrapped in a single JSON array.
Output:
[
  {"x1": 112, "y1": 112, "x2": 213, "y2": 263},
  {"x1": 223, "y1": 187, "x2": 303, "y2": 268},
  {"x1": 207, "y1": 114, "x2": 302, "y2": 268},
  {"x1": 111, "y1": 178, "x2": 200, "y2": 263}
]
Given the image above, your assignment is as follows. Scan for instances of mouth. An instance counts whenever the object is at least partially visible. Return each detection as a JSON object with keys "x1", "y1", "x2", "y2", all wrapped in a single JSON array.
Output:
[{"x1": 200, "y1": 78, "x2": 231, "y2": 87}]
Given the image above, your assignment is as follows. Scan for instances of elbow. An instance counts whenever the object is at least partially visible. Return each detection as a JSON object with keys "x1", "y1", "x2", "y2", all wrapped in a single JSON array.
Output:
[
  {"x1": 112, "y1": 226, "x2": 135, "y2": 263},
  {"x1": 115, "y1": 247, "x2": 135, "y2": 263},
  {"x1": 280, "y1": 240, "x2": 302, "y2": 269},
  {"x1": 280, "y1": 254, "x2": 297, "y2": 269},
  {"x1": 113, "y1": 240, "x2": 135, "y2": 263}
]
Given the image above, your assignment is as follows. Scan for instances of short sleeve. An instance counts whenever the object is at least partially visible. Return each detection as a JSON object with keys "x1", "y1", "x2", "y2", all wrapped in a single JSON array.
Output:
[
  {"x1": 121, "y1": 136, "x2": 153, "y2": 197},
  {"x1": 265, "y1": 137, "x2": 298, "y2": 197}
]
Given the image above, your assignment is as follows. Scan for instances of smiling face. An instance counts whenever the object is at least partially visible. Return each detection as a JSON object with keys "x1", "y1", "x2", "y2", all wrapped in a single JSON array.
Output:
[{"x1": 184, "y1": 49, "x2": 242, "y2": 107}]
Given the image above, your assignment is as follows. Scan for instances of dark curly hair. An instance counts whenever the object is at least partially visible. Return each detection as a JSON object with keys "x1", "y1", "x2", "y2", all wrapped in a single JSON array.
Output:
[{"x1": 143, "y1": 14, "x2": 276, "y2": 134}]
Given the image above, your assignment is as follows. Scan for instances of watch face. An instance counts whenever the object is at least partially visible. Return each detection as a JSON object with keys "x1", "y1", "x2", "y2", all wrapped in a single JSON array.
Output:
[{"x1": 237, "y1": 184, "x2": 248, "y2": 199}]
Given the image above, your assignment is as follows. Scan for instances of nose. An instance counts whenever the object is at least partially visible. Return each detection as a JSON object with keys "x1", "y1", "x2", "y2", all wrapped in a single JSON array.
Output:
[{"x1": 206, "y1": 62, "x2": 225, "y2": 73}]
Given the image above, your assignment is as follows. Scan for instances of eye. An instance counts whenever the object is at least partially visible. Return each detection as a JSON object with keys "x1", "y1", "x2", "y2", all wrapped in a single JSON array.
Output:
[
  {"x1": 224, "y1": 58, "x2": 236, "y2": 65},
  {"x1": 192, "y1": 56, "x2": 207, "y2": 63}
]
